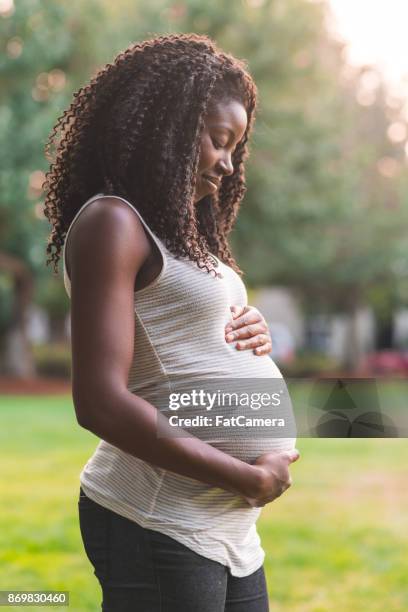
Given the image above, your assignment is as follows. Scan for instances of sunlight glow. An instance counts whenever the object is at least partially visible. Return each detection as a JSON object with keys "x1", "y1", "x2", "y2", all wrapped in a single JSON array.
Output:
[
  {"x1": 328, "y1": 0, "x2": 408, "y2": 102},
  {"x1": 0, "y1": 0, "x2": 13, "y2": 17}
]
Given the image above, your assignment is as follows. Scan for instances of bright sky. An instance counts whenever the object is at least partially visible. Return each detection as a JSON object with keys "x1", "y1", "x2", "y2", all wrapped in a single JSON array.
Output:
[{"x1": 328, "y1": 0, "x2": 408, "y2": 100}]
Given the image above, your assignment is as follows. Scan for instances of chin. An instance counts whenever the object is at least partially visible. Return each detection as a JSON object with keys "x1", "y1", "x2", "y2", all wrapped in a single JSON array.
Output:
[{"x1": 195, "y1": 193, "x2": 210, "y2": 205}]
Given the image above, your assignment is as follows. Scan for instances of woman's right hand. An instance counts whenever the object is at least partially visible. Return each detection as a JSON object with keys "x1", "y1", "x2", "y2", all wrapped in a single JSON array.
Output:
[{"x1": 244, "y1": 449, "x2": 300, "y2": 507}]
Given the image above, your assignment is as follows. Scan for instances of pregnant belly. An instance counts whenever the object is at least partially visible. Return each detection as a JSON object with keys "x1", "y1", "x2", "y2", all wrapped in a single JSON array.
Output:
[
  {"x1": 149, "y1": 354, "x2": 297, "y2": 464},
  {"x1": 205, "y1": 352, "x2": 296, "y2": 462},
  {"x1": 206, "y1": 432, "x2": 296, "y2": 464}
]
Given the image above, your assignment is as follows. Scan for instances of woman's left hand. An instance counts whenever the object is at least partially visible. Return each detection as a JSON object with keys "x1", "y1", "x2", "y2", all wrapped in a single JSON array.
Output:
[{"x1": 225, "y1": 305, "x2": 272, "y2": 356}]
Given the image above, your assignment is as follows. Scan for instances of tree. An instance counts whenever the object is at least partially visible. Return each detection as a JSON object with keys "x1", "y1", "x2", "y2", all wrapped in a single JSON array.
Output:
[{"x1": 0, "y1": 0, "x2": 106, "y2": 374}]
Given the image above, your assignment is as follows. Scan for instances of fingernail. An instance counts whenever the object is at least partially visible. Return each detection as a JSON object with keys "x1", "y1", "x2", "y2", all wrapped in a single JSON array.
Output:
[
  {"x1": 291, "y1": 450, "x2": 300, "y2": 461},
  {"x1": 226, "y1": 334, "x2": 234, "y2": 341}
]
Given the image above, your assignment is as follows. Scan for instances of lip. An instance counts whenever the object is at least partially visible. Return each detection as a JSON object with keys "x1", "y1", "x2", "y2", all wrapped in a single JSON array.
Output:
[{"x1": 203, "y1": 174, "x2": 221, "y2": 189}]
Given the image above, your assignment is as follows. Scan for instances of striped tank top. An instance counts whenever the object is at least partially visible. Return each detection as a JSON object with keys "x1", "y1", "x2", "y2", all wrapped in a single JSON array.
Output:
[{"x1": 63, "y1": 193, "x2": 296, "y2": 577}]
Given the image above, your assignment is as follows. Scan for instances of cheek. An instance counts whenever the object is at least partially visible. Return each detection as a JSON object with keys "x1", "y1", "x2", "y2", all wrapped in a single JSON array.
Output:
[{"x1": 197, "y1": 138, "x2": 214, "y2": 173}]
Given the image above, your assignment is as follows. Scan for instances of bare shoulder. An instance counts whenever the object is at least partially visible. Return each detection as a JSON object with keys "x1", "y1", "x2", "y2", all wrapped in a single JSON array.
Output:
[
  {"x1": 67, "y1": 197, "x2": 151, "y2": 416},
  {"x1": 66, "y1": 196, "x2": 151, "y2": 278}
]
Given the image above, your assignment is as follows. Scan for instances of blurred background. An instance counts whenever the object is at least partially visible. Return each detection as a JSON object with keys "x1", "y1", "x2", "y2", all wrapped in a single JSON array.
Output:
[
  {"x1": 3, "y1": 0, "x2": 408, "y2": 381},
  {"x1": 1, "y1": 1, "x2": 407, "y2": 610},
  {"x1": 0, "y1": 0, "x2": 408, "y2": 378}
]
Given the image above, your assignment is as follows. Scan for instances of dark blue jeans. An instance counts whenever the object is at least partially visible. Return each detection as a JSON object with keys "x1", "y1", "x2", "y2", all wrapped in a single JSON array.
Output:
[{"x1": 78, "y1": 487, "x2": 269, "y2": 611}]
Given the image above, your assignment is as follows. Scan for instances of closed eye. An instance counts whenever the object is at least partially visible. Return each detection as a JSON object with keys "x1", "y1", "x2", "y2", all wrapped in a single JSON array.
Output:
[
  {"x1": 212, "y1": 137, "x2": 240, "y2": 156},
  {"x1": 211, "y1": 137, "x2": 223, "y2": 150}
]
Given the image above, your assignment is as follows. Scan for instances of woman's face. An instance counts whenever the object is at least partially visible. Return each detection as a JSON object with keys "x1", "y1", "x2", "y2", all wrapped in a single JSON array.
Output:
[{"x1": 194, "y1": 98, "x2": 248, "y2": 204}]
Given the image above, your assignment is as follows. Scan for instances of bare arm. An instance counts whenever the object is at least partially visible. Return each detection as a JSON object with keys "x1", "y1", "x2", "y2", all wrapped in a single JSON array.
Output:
[{"x1": 68, "y1": 197, "x2": 298, "y2": 503}]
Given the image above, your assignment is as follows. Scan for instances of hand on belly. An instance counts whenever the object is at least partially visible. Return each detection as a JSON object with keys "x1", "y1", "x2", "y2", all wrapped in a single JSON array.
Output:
[{"x1": 225, "y1": 305, "x2": 272, "y2": 356}]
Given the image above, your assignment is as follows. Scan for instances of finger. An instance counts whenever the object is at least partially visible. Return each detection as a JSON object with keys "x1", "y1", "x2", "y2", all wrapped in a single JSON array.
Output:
[
  {"x1": 235, "y1": 334, "x2": 271, "y2": 350},
  {"x1": 253, "y1": 341, "x2": 272, "y2": 356},
  {"x1": 225, "y1": 323, "x2": 267, "y2": 342},
  {"x1": 275, "y1": 476, "x2": 292, "y2": 495},
  {"x1": 286, "y1": 449, "x2": 300, "y2": 463},
  {"x1": 226, "y1": 308, "x2": 262, "y2": 332},
  {"x1": 230, "y1": 305, "x2": 245, "y2": 318},
  {"x1": 225, "y1": 306, "x2": 246, "y2": 332}
]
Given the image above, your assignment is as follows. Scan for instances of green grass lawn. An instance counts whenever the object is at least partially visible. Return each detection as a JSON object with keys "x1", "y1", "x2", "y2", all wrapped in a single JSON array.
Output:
[{"x1": 0, "y1": 395, "x2": 407, "y2": 611}]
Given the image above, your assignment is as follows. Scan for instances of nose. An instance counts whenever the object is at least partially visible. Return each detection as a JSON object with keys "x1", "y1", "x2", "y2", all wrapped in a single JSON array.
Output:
[{"x1": 217, "y1": 153, "x2": 234, "y2": 177}]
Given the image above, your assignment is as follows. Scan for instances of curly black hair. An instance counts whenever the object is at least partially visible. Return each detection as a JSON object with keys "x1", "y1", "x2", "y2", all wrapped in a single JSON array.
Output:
[{"x1": 43, "y1": 33, "x2": 258, "y2": 279}]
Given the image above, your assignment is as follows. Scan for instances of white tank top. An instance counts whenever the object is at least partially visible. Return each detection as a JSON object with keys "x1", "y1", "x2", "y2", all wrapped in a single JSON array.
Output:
[{"x1": 63, "y1": 193, "x2": 296, "y2": 577}]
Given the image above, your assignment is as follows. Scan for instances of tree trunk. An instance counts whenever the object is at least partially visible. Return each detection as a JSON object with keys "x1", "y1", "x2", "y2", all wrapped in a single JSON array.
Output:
[
  {"x1": 0, "y1": 252, "x2": 35, "y2": 377},
  {"x1": 343, "y1": 291, "x2": 362, "y2": 373}
]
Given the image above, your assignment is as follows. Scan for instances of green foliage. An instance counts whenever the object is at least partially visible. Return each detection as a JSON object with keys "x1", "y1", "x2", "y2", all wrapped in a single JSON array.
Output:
[
  {"x1": 0, "y1": 0, "x2": 106, "y2": 321},
  {"x1": 34, "y1": 274, "x2": 69, "y2": 321}
]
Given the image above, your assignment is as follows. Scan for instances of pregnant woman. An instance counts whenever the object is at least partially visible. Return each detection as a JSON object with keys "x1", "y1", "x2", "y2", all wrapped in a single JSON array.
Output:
[{"x1": 43, "y1": 34, "x2": 299, "y2": 611}]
